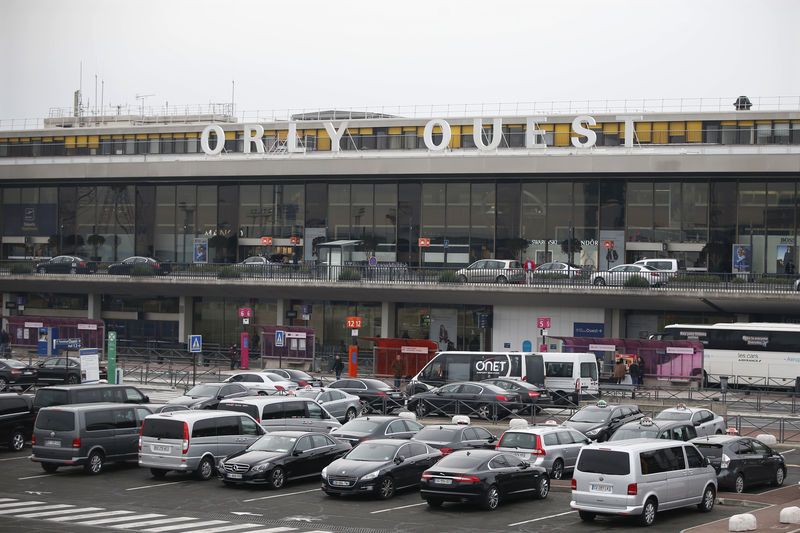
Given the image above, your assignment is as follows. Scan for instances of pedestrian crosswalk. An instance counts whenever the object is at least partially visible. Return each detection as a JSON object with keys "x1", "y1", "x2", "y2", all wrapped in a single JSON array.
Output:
[{"x1": 0, "y1": 498, "x2": 332, "y2": 533}]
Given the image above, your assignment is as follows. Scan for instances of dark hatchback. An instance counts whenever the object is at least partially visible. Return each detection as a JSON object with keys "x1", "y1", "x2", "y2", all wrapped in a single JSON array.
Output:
[
  {"x1": 321, "y1": 438, "x2": 441, "y2": 499},
  {"x1": 411, "y1": 424, "x2": 497, "y2": 455},
  {"x1": 36, "y1": 357, "x2": 108, "y2": 385},
  {"x1": 0, "y1": 359, "x2": 38, "y2": 390},
  {"x1": 420, "y1": 449, "x2": 550, "y2": 510},
  {"x1": 692, "y1": 435, "x2": 786, "y2": 493},
  {"x1": 34, "y1": 255, "x2": 97, "y2": 274},
  {"x1": 0, "y1": 393, "x2": 34, "y2": 451},
  {"x1": 328, "y1": 378, "x2": 405, "y2": 414},
  {"x1": 562, "y1": 402, "x2": 643, "y2": 442},
  {"x1": 218, "y1": 431, "x2": 351, "y2": 489},
  {"x1": 330, "y1": 416, "x2": 424, "y2": 447},
  {"x1": 407, "y1": 381, "x2": 524, "y2": 420},
  {"x1": 270, "y1": 368, "x2": 324, "y2": 388},
  {"x1": 481, "y1": 378, "x2": 551, "y2": 413},
  {"x1": 165, "y1": 382, "x2": 250, "y2": 410},
  {"x1": 107, "y1": 256, "x2": 171, "y2": 275}
]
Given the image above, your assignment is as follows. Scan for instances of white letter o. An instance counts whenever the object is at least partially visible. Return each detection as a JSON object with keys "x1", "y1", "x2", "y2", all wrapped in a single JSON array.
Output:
[
  {"x1": 423, "y1": 119, "x2": 452, "y2": 151},
  {"x1": 201, "y1": 124, "x2": 225, "y2": 155}
]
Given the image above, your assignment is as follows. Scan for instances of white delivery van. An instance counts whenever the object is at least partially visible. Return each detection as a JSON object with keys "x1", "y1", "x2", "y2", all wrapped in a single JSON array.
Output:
[
  {"x1": 406, "y1": 351, "x2": 545, "y2": 395},
  {"x1": 541, "y1": 353, "x2": 599, "y2": 402}
]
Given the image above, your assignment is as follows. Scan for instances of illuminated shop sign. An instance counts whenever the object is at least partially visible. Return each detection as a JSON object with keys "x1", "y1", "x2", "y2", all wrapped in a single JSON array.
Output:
[{"x1": 199, "y1": 114, "x2": 642, "y2": 156}]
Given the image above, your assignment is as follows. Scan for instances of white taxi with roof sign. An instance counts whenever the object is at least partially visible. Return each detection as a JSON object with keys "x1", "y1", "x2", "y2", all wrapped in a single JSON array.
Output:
[{"x1": 655, "y1": 404, "x2": 725, "y2": 437}]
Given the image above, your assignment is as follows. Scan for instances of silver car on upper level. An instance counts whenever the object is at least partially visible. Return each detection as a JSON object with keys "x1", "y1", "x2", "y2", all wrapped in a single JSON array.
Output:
[
  {"x1": 292, "y1": 387, "x2": 363, "y2": 422},
  {"x1": 590, "y1": 264, "x2": 669, "y2": 287}
]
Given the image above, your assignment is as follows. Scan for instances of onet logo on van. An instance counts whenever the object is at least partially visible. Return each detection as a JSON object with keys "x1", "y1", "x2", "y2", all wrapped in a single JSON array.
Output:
[{"x1": 474, "y1": 359, "x2": 507, "y2": 373}]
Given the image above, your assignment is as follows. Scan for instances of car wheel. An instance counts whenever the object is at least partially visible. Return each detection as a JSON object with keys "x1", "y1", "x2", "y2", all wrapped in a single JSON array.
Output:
[
  {"x1": 67, "y1": 374, "x2": 79, "y2": 384},
  {"x1": 593, "y1": 277, "x2": 606, "y2": 286},
  {"x1": 415, "y1": 402, "x2": 428, "y2": 417},
  {"x1": 774, "y1": 467, "x2": 786, "y2": 487},
  {"x1": 360, "y1": 402, "x2": 370, "y2": 415},
  {"x1": 578, "y1": 510, "x2": 595, "y2": 522},
  {"x1": 734, "y1": 473, "x2": 745, "y2": 493},
  {"x1": 270, "y1": 466, "x2": 286, "y2": 489},
  {"x1": 195, "y1": 456, "x2": 215, "y2": 480},
  {"x1": 69, "y1": 267, "x2": 77, "y2": 274},
  {"x1": 258, "y1": 391, "x2": 268, "y2": 396},
  {"x1": 698, "y1": 485, "x2": 715, "y2": 512},
  {"x1": 482, "y1": 484, "x2": 500, "y2": 511},
  {"x1": 9, "y1": 429, "x2": 25, "y2": 452},
  {"x1": 715, "y1": 429, "x2": 723, "y2": 435},
  {"x1": 495, "y1": 275, "x2": 508, "y2": 284},
  {"x1": 150, "y1": 468, "x2": 168, "y2": 478},
  {"x1": 457, "y1": 275, "x2": 467, "y2": 283},
  {"x1": 84, "y1": 451, "x2": 104, "y2": 475},
  {"x1": 41, "y1": 463, "x2": 58, "y2": 473},
  {"x1": 0, "y1": 377, "x2": 7, "y2": 391},
  {"x1": 477, "y1": 404, "x2": 492, "y2": 420},
  {"x1": 534, "y1": 475, "x2": 550, "y2": 499},
  {"x1": 345, "y1": 407, "x2": 357, "y2": 422},
  {"x1": 426, "y1": 498, "x2": 443, "y2": 508},
  {"x1": 550, "y1": 459, "x2": 564, "y2": 480},
  {"x1": 638, "y1": 497, "x2": 657, "y2": 526},
  {"x1": 377, "y1": 476, "x2": 395, "y2": 500}
]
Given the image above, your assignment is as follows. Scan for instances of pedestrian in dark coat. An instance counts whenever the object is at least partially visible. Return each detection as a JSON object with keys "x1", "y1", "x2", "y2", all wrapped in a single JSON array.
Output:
[{"x1": 332, "y1": 354, "x2": 344, "y2": 380}]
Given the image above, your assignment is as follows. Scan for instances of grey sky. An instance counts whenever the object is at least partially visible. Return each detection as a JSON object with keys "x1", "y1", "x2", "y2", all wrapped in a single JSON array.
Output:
[{"x1": 1, "y1": 0, "x2": 798, "y2": 120}]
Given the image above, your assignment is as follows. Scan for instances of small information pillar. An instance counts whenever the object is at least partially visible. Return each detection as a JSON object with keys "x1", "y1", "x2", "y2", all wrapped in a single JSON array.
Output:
[
  {"x1": 239, "y1": 307, "x2": 252, "y2": 370},
  {"x1": 537, "y1": 317, "x2": 551, "y2": 352},
  {"x1": 346, "y1": 316, "x2": 362, "y2": 377}
]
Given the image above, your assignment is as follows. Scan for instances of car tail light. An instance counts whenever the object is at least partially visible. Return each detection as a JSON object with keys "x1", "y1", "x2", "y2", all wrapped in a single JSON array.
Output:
[
  {"x1": 439, "y1": 448, "x2": 454, "y2": 455},
  {"x1": 138, "y1": 422, "x2": 143, "y2": 451},
  {"x1": 721, "y1": 453, "x2": 730, "y2": 469},
  {"x1": 575, "y1": 379, "x2": 581, "y2": 392},
  {"x1": 532, "y1": 434, "x2": 546, "y2": 456},
  {"x1": 377, "y1": 391, "x2": 386, "y2": 396},
  {"x1": 571, "y1": 478, "x2": 577, "y2": 490},
  {"x1": 72, "y1": 438, "x2": 81, "y2": 449},
  {"x1": 10, "y1": 369, "x2": 21, "y2": 375},
  {"x1": 528, "y1": 391, "x2": 540, "y2": 398},
  {"x1": 153, "y1": 262, "x2": 160, "y2": 268},
  {"x1": 31, "y1": 435, "x2": 35, "y2": 445},
  {"x1": 182, "y1": 422, "x2": 189, "y2": 454},
  {"x1": 650, "y1": 272, "x2": 658, "y2": 277},
  {"x1": 274, "y1": 385, "x2": 285, "y2": 392},
  {"x1": 495, "y1": 395, "x2": 509, "y2": 402},
  {"x1": 453, "y1": 475, "x2": 480, "y2": 483},
  {"x1": 421, "y1": 472, "x2": 433, "y2": 480},
  {"x1": 627, "y1": 483, "x2": 638, "y2": 495},
  {"x1": 79, "y1": 262, "x2": 86, "y2": 267}
]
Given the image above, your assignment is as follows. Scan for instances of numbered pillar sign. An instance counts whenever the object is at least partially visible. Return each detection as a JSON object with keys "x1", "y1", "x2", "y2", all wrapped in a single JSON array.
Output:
[
  {"x1": 346, "y1": 316, "x2": 362, "y2": 329},
  {"x1": 348, "y1": 345, "x2": 358, "y2": 377},
  {"x1": 537, "y1": 317, "x2": 551, "y2": 329},
  {"x1": 240, "y1": 332, "x2": 249, "y2": 370}
]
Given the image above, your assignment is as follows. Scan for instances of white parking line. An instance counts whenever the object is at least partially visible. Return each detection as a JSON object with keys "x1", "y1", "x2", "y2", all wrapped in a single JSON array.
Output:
[
  {"x1": 126, "y1": 480, "x2": 191, "y2": 491},
  {"x1": 17, "y1": 474, "x2": 56, "y2": 480},
  {"x1": 370, "y1": 502, "x2": 427, "y2": 514},
  {"x1": 16, "y1": 507, "x2": 100, "y2": 518},
  {"x1": 76, "y1": 513, "x2": 165, "y2": 526},
  {"x1": 0, "y1": 500, "x2": 44, "y2": 509},
  {"x1": 115, "y1": 517, "x2": 199, "y2": 530},
  {"x1": 783, "y1": 448, "x2": 796, "y2": 454},
  {"x1": 242, "y1": 529, "x2": 298, "y2": 533},
  {"x1": 144, "y1": 520, "x2": 228, "y2": 532},
  {"x1": 0, "y1": 456, "x2": 31, "y2": 461},
  {"x1": 0, "y1": 504, "x2": 71, "y2": 515},
  {"x1": 50, "y1": 510, "x2": 135, "y2": 522},
  {"x1": 180, "y1": 523, "x2": 260, "y2": 533},
  {"x1": 508, "y1": 510, "x2": 576, "y2": 526},
  {"x1": 242, "y1": 488, "x2": 320, "y2": 502}
]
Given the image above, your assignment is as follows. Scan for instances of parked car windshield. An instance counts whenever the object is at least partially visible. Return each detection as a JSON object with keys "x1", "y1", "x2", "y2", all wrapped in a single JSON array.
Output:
[
  {"x1": 577, "y1": 449, "x2": 631, "y2": 475},
  {"x1": 414, "y1": 427, "x2": 458, "y2": 441},
  {"x1": 693, "y1": 442, "x2": 724, "y2": 458},
  {"x1": 248, "y1": 435, "x2": 297, "y2": 452},
  {"x1": 346, "y1": 442, "x2": 398, "y2": 461},
  {"x1": 610, "y1": 428, "x2": 658, "y2": 441},
  {"x1": 185, "y1": 384, "x2": 221, "y2": 397},
  {"x1": 293, "y1": 390, "x2": 320, "y2": 400},
  {"x1": 655, "y1": 410, "x2": 691, "y2": 421},
  {"x1": 338, "y1": 419, "x2": 380, "y2": 433},
  {"x1": 498, "y1": 432, "x2": 538, "y2": 449},
  {"x1": 35, "y1": 410, "x2": 75, "y2": 431},
  {"x1": 570, "y1": 407, "x2": 611, "y2": 423}
]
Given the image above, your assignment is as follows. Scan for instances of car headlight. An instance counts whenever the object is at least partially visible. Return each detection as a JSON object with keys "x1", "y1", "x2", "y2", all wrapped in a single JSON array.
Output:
[
  {"x1": 252, "y1": 462, "x2": 271, "y2": 473},
  {"x1": 321, "y1": 467, "x2": 328, "y2": 478},
  {"x1": 585, "y1": 428, "x2": 600, "y2": 436},
  {"x1": 218, "y1": 459, "x2": 226, "y2": 469},
  {"x1": 361, "y1": 470, "x2": 380, "y2": 481}
]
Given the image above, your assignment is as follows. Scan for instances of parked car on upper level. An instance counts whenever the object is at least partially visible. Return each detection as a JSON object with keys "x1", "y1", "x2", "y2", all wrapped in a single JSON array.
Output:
[
  {"x1": 107, "y1": 256, "x2": 171, "y2": 275},
  {"x1": 223, "y1": 372, "x2": 296, "y2": 395},
  {"x1": 692, "y1": 435, "x2": 786, "y2": 493},
  {"x1": 455, "y1": 259, "x2": 524, "y2": 284},
  {"x1": 328, "y1": 378, "x2": 404, "y2": 414},
  {"x1": 269, "y1": 368, "x2": 324, "y2": 388},
  {"x1": 293, "y1": 387, "x2": 362, "y2": 422},
  {"x1": 562, "y1": 401, "x2": 643, "y2": 441},
  {"x1": 0, "y1": 359, "x2": 38, "y2": 390},
  {"x1": 165, "y1": 382, "x2": 250, "y2": 410},
  {"x1": 590, "y1": 264, "x2": 669, "y2": 287},
  {"x1": 634, "y1": 258, "x2": 685, "y2": 278},
  {"x1": 480, "y1": 377, "x2": 551, "y2": 413},
  {"x1": 609, "y1": 416, "x2": 698, "y2": 442},
  {"x1": 532, "y1": 262, "x2": 587, "y2": 278},
  {"x1": 34, "y1": 255, "x2": 97, "y2": 274},
  {"x1": 655, "y1": 404, "x2": 725, "y2": 437},
  {"x1": 36, "y1": 357, "x2": 108, "y2": 385}
]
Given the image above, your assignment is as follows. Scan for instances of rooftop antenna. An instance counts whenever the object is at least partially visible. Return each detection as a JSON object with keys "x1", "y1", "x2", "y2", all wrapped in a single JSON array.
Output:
[
  {"x1": 135, "y1": 93, "x2": 155, "y2": 119},
  {"x1": 232, "y1": 80, "x2": 235, "y2": 117}
]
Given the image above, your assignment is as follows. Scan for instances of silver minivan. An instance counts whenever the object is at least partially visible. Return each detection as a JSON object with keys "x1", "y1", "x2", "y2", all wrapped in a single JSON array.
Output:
[
  {"x1": 496, "y1": 424, "x2": 590, "y2": 480},
  {"x1": 570, "y1": 439, "x2": 717, "y2": 526},
  {"x1": 31, "y1": 403, "x2": 153, "y2": 474},
  {"x1": 138, "y1": 410, "x2": 264, "y2": 480},
  {"x1": 216, "y1": 396, "x2": 341, "y2": 433}
]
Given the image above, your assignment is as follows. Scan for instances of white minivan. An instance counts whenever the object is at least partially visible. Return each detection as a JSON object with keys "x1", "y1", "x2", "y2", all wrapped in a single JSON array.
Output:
[{"x1": 542, "y1": 353, "x2": 599, "y2": 403}]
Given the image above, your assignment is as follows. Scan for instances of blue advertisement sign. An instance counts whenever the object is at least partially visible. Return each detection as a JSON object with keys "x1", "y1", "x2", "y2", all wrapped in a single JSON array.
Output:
[{"x1": 574, "y1": 322, "x2": 605, "y2": 337}]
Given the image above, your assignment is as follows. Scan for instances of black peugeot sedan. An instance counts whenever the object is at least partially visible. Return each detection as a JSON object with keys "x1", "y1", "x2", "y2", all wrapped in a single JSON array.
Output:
[
  {"x1": 407, "y1": 381, "x2": 524, "y2": 420},
  {"x1": 0, "y1": 359, "x2": 38, "y2": 390},
  {"x1": 34, "y1": 255, "x2": 97, "y2": 274},
  {"x1": 165, "y1": 382, "x2": 250, "y2": 410},
  {"x1": 328, "y1": 378, "x2": 404, "y2": 414},
  {"x1": 692, "y1": 435, "x2": 786, "y2": 493},
  {"x1": 218, "y1": 431, "x2": 351, "y2": 489},
  {"x1": 107, "y1": 256, "x2": 171, "y2": 275},
  {"x1": 321, "y1": 438, "x2": 442, "y2": 499},
  {"x1": 562, "y1": 401, "x2": 643, "y2": 441},
  {"x1": 330, "y1": 416, "x2": 424, "y2": 448},
  {"x1": 481, "y1": 377, "x2": 551, "y2": 413},
  {"x1": 420, "y1": 449, "x2": 550, "y2": 510},
  {"x1": 411, "y1": 423, "x2": 497, "y2": 455}
]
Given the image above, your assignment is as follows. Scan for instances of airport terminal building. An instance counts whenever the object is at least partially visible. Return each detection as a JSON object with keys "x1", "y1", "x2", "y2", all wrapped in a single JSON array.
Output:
[{"x1": 1, "y1": 98, "x2": 799, "y2": 352}]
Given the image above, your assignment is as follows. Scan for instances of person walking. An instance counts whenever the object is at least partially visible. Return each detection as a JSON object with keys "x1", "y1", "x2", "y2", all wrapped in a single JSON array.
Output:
[
  {"x1": 636, "y1": 356, "x2": 645, "y2": 388},
  {"x1": 0, "y1": 329, "x2": 9, "y2": 358},
  {"x1": 332, "y1": 354, "x2": 344, "y2": 381},
  {"x1": 391, "y1": 354, "x2": 404, "y2": 389},
  {"x1": 628, "y1": 357, "x2": 639, "y2": 387},
  {"x1": 613, "y1": 359, "x2": 626, "y2": 384},
  {"x1": 228, "y1": 343, "x2": 239, "y2": 370}
]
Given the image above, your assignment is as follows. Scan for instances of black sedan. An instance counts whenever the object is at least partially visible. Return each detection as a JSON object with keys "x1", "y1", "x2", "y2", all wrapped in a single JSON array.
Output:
[
  {"x1": 420, "y1": 449, "x2": 550, "y2": 510},
  {"x1": 107, "y1": 256, "x2": 171, "y2": 275},
  {"x1": 328, "y1": 378, "x2": 404, "y2": 414},
  {"x1": 321, "y1": 438, "x2": 441, "y2": 499},
  {"x1": 165, "y1": 382, "x2": 250, "y2": 409},
  {"x1": 330, "y1": 416, "x2": 424, "y2": 447},
  {"x1": 481, "y1": 378, "x2": 551, "y2": 413},
  {"x1": 411, "y1": 424, "x2": 497, "y2": 455},
  {"x1": 218, "y1": 431, "x2": 351, "y2": 488},
  {"x1": 561, "y1": 401, "x2": 643, "y2": 441},
  {"x1": 36, "y1": 357, "x2": 108, "y2": 385},
  {"x1": 35, "y1": 255, "x2": 97, "y2": 274},
  {"x1": 407, "y1": 381, "x2": 524, "y2": 419},
  {"x1": 270, "y1": 368, "x2": 324, "y2": 388},
  {"x1": 693, "y1": 435, "x2": 786, "y2": 493},
  {"x1": 0, "y1": 359, "x2": 38, "y2": 390}
]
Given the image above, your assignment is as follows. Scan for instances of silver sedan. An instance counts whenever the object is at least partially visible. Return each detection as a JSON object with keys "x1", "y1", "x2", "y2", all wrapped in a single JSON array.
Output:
[
  {"x1": 590, "y1": 264, "x2": 669, "y2": 287},
  {"x1": 293, "y1": 387, "x2": 363, "y2": 422},
  {"x1": 223, "y1": 371, "x2": 297, "y2": 395}
]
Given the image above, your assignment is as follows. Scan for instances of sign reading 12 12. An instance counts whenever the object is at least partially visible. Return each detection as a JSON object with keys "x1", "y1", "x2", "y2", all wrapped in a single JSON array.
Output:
[{"x1": 346, "y1": 317, "x2": 362, "y2": 329}]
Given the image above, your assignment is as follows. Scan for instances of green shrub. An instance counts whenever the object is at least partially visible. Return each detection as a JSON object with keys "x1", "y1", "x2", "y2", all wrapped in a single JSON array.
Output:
[
  {"x1": 217, "y1": 266, "x2": 241, "y2": 279},
  {"x1": 755, "y1": 276, "x2": 792, "y2": 285},
  {"x1": 438, "y1": 270, "x2": 461, "y2": 283},
  {"x1": 10, "y1": 262, "x2": 34, "y2": 274},
  {"x1": 730, "y1": 277, "x2": 746, "y2": 284},
  {"x1": 529, "y1": 272, "x2": 569, "y2": 280},
  {"x1": 624, "y1": 275, "x2": 651, "y2": 288},
  {"x1": 130, "y1": 264, "x2": 155, "y2": 277},
  {"x1": 676, "y1": 274, "x2": 722, "y2": 283},
  {"x1": 338, "y1": 268, "x2": 362, "y2": 281}
]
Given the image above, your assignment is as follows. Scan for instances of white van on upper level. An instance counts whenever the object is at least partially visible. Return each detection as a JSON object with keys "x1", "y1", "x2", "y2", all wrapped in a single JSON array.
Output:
[
  {"x1": 633, "y1": 258, "x2": 685, "y2": 277},
  {"x1": 541, "y1": 353, "x2": 599, "y2": 402}
]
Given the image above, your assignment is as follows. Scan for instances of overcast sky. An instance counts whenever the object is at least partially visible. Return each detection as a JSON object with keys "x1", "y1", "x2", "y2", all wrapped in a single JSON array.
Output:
[{"x1": 1, "y1": 0, "x2": 798, "y2": 120}]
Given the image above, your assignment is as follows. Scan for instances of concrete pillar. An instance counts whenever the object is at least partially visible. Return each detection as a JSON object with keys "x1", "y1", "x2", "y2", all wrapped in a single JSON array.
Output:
[
  {"x1": 178, "y1": 296, "x2": 193, "y2": 343},
  {"x1": 605, "y1": 308, "x2": 623, "y2": 338},
  {"x1": 381, "y1": 301, "x2": 395, "y2": 338},
  {"x1": 276, "y1": 299, "x2": 285, "y2": 326},
  {"x1": 87, "y1": 293, "x2": 102, "y2": 320}
]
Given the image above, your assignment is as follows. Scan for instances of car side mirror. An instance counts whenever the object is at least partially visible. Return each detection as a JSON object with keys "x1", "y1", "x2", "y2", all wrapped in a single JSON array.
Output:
[
  {"x1": 143, "y1": 395, "x2": 150, "y2": 403},
  {"x1": 293, "y1": 449, "x2": 304, "y2": 456},
  {"x1": 488, "y1": 435, "x2": 497, "y2": 442},
  {"x1": 394, "y1": 456, "x2": 405, "y2": 465},
  {"x1": 705, "y1": 456, "x2": 712, "y2": 466},
  {"x1": 434, "y1": 390, "x2": 442, "y2": 395},
  {"x1": 693, "y1": 420, "x2": 701, "y2": 426},
  {"x1": 520, "y1": 461, "x2": 530, "y2": 469}
]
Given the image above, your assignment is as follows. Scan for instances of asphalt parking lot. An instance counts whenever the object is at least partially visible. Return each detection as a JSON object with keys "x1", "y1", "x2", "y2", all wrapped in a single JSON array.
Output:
[{"x1": 3, "y1": 443, "x2": 799, "y2": 533}]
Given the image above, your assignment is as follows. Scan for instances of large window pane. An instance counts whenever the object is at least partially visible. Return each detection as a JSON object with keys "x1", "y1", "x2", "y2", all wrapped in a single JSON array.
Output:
[
  {"x1": 654, "y1": 182, "x2": 681, "y2": 242},
  {"x1": 470, "y1": 183, "x2": 495, "y2": 261},
  {"x1": 328, "y1": 184, "x2": 350, "y2": 240},
  {"x1": 627, "y1": 182, "x2": 653, "y2": 242},
  {"x1": 682, "y1": 183, "x2": 708, "y2": 242}
]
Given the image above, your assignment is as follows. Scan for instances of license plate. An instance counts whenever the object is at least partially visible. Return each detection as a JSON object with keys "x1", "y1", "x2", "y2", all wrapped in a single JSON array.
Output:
[
  {"x1": 590, "y1": 483, "x2": 612, "y2": 493},
  {"x1": 152, "y1": 445, "x2": 170, "y2": 453},
  {"x1": 226, "y1": 473, "x2": 242, "y2": 479},
  {"x1": 23, "y1": 371, "x2": 33, "y2": 375},
  {"x1": 331, "y1": 480, "x2": 350, "y2": 486},
  {"x1": 44, "y1": 439, "x2": 60, "y2": 447},
  {"x1": 433, "y1": 478, "x2": 453, "y2": 485},
  {"x1": 514, "y1": 452, "x2": 529, "y2": 459}
]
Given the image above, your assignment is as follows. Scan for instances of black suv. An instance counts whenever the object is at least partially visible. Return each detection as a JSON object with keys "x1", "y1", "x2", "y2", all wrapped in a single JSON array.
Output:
[
  {"x1": 0, "y1": 393, "x2": 34, "y2": 451},
  {"x1": 562, "y1": 401, "x2": 643, "y2": 441},
  {"x1": 32, "y1": 384, "x2": 149, "y2": 413}
]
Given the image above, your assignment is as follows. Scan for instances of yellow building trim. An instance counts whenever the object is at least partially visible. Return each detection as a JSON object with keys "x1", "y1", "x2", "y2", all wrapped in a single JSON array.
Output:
[
  {"x1": 669, "y1": 121, "x2": 685, "y2": 137},
  {"x1": 721, "y1": 121, "x2": 737, "y2": 126},
  {"x1": 652, "y1": 122, "x2": 668, "y2": 144},
  {"x1": 635, "y1": 122, "x2": 652, "y2": 143},
  {"x1": 602, "y1": 122, "x2": 619, "y2": 134},
  {"x1": 449, "y1": 125, "x2": 461, "y2": 148},
  {"x1": 224, "y1": 131, "x2": 235, "y2": 140},
  {"x1": 738, "y1": 120, "x2": 754, "y2": 127},
  {"x1": 76, "y1": 135, "x2": 88, "y2": 148},
  {"x1": 686, "y1": 121, "x2": 703, "y2": 142},
  {"x1": 360, "y1": 128, "x2": 373, "y2": 134},
  {"x1": 388, "y1": 127, "x2": 402, "y2": 135},
  {"x1": 172, "y1": 133, "x2": 184, "y2": 138},
  {"x1": 462, "y1": 125, "x2": 474, "y2": 134},
  {"x1": 65, "y1": 136, "x2": 76, "y2": 148},
  {"x1": 43, "y1": 137, "x2": 53, "y2": 142},
  {"x1": 554, "y1": 123, "x2": 570, "y2": 147},
  {"x1": 185, "y1": 132, "x2": 198, "y2": 138},
  {"x1": 88, "y1": 135, "x2": 99, "y2": 148},
  {"x1": 100, "y1": 135, "x2": 111, "y2": 140},
  {"x1": 135, "y1": 134, "x2": 147, "y2": 140},
  {"x1": 20, "y1": 137, "x2": 30, "y2": 142}
]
